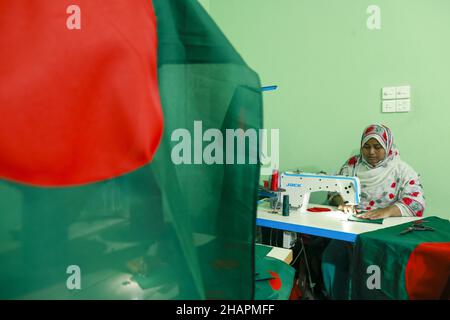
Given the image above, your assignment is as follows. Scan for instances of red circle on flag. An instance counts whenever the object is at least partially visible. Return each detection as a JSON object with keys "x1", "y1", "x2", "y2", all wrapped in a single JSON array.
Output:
[
  {"x1": 405, "y1": 242, "x2": 450, "y2": 299},
  {"x1": 0, "y1": 1, "x2": 163, "y2": 186},
  {"x1": 307, "y1": 207, "x2": 332, "y2": 213},
  {"x1": 269, "y1": 271, "x2": 282, "y2": 291}
]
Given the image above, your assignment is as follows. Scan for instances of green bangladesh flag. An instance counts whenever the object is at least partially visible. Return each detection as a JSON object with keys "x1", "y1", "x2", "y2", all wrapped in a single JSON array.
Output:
[
  {"x1": 0, "y1": 0, "x2": 262, "y2": 299},
  {"x1": 351, "y1": 217, "x2": 450, "y2": 300}
]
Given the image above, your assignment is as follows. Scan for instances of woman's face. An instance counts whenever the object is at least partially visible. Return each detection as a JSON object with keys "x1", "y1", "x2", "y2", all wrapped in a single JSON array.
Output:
[{"x1": 362, "y1": 138, "x2": 386, "y2": 167}]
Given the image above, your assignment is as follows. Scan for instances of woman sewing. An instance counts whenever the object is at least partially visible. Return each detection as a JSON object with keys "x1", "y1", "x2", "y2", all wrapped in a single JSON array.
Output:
[
  {"x1": 322, "y1": 124, "x2": 426, "y2": 299},
  {"x1": 329, "y1": 124, "x2": 425, "y2": 218}
]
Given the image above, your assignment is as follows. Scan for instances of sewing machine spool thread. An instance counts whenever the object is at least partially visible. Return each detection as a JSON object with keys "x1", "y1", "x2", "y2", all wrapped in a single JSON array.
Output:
[
  {"x1": 282, "y1": 195, "x2": 290, "y2": 216},
  {"x1": 271, "y1": 170, "x2": 279, "y2": 191}
]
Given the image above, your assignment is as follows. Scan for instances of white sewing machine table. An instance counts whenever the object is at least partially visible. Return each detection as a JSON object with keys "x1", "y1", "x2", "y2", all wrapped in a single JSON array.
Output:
[{"x1": 256, "y1": 203, "x2": 421, "y2": 243}]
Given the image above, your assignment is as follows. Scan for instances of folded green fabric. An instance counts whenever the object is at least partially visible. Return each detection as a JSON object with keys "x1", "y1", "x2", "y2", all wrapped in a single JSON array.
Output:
[{"x1": 348, "y1": 214, "x2": 383, "y2": 224}]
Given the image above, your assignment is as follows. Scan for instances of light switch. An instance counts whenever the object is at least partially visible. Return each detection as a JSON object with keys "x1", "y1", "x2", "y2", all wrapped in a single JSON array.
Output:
[
  {"x1": 382, "y1": 87, "x2": 396, "y2": 100},
  {"x1": 382, "y1": 100, "x2": 396, "y2": 113},
  {"x1": 396, "y1": 85, "x2": 410, "y2": 99},
  {"x1": 396, "y1": 99, "x2": 411, "y2": 112}
]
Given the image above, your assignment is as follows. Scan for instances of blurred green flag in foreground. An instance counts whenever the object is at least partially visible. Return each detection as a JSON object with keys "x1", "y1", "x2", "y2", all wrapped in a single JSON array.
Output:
[{"x1": 0, "y1": 0, "x2": 262, "y2": 299}]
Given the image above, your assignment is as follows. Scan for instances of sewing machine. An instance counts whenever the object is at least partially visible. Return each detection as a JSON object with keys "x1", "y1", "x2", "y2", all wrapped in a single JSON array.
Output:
[{"x1": 280, "y1": 172, "x2": 361, "y2": 213}]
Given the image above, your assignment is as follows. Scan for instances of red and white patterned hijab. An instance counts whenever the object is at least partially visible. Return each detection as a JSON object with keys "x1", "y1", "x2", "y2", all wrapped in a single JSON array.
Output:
[{"x1": 360, "y1": 124, "x2": 400, "y2": 168}]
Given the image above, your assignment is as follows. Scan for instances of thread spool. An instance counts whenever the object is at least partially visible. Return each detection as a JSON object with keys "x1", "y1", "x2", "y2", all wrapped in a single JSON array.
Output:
[
  {"x1": 270, "y1": 170, "x2": 279, "y2": 191},
  {"x1": 282, "y1": 195, "x2": 290, "y2": 216}
]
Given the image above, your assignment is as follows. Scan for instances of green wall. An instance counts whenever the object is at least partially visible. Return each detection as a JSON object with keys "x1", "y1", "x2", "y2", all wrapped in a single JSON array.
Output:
[
  {"x1": 198, "y1": 0, "x2": 210, "y2": 12},
  {"x1": 208, "y1": 0, "x2": 450, "y2": 219}
]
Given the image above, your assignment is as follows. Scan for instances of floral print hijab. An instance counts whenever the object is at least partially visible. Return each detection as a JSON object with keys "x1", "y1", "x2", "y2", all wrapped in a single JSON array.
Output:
[{"x1": 360, "y1": 124, "x2": 399, "y2": 168}]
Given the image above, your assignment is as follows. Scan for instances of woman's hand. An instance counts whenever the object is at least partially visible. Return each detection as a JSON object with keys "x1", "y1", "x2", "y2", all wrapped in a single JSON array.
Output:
[
  {"x1": 356, "y1": 205, "x2": 402, "y2": 219},
  {"x1": 337, "y1": 204, "x2": 358, "y2": 214}
]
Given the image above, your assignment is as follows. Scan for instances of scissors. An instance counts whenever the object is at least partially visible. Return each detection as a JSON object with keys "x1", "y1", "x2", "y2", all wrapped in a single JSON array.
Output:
[
  {"x1": 255, "y1": 273, "x2": 276, "y2": 281},
  {"x1": 400, "y1": 220, "x2": 434, "y2": 235}
]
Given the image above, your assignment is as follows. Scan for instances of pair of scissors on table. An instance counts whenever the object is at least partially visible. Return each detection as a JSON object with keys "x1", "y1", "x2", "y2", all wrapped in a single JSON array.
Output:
[{"x1": 399, "y1": 220, "x2": 434, "y2": 235}]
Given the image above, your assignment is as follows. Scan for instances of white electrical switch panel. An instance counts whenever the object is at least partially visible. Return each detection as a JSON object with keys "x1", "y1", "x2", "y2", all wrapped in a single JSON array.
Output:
[
  {"x1": 396, "y1": 99, "x2": 411, "y2": 112},
  {"x1": 381, "y1": 84, "x2": 412, "y2": 113},
  {"x1": 396, "y1": 85, "x2": 411, "y2": 99},
  {"x1": 382, "y1": 100, "x2": 396, "y2": 113},
  {"x1": 382, "y1": 87, "x2": 396, "y2": 100}
]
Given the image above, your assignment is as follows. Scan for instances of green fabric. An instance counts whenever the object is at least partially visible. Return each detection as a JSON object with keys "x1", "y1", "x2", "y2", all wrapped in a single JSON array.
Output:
[
  {"x1": 351, "y1": 216, "x2": 450, "y2": 299},
  {"x1": 255, "y1": 244, "x2": 273, "y2": 257},
  {"x1": 321, "y1": 240, "x2": 354, "y2": 300},
  {"x1": 348, "y1": 215, "x2": 383, "y2": 224},
  {"x1": 0, "y1": 0, "x2": 262, "y2": 299},
  {"x1": 254, "y1": 245, "x2": 295, "y2": 300}
]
